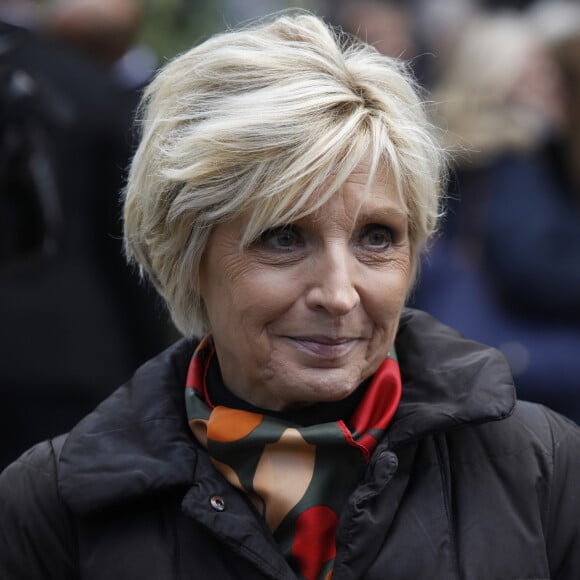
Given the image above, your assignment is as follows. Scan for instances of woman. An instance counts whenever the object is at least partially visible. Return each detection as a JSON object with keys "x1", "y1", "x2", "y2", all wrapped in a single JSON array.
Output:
[{"x1": 1, "y1": 12, "x2": 579, "y2": 580}]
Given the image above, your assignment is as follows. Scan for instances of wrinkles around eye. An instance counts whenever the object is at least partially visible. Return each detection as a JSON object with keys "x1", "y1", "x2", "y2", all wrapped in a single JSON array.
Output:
[
  {"x1": 257, "y1": 226, "x2": 304, "y2": 252},
  {"x1": 358, "y1": 224, "x2": 393, "y2": 250}
]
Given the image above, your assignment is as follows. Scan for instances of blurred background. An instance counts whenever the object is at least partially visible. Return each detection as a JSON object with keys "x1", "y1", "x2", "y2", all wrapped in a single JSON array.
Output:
[{"x1": 1, "y1": 0, "x2": 579, "y2": 469}]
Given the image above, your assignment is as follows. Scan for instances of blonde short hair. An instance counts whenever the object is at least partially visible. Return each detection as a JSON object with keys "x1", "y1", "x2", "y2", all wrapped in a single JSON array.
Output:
[{"x1": 124, "y1": 12, "x2": 445, "y2": 337}]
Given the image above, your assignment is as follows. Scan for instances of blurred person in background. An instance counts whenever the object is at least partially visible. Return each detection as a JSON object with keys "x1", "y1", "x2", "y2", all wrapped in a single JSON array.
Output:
[
  {"x1": 410, "y1": 0, "x2": 481, "y2": 89},
  {"x1": 482, "y1": 2, "x2": 580, "y2": 322},
  {"x1": 411, "y1": 10, "x2": 580, "y2": 422},
  {"x1": 43, "y1": 0, "x2": 158, "y2": 156},
  {"x1": 0, "y1": 0, "x2": 43, "y2": 29},
  {"x1": 329, "y1": 0, "x2": 433, "y2": 87},
  {"x1": 44, "y1": 0, "x2": 157, "y2": 94},
  {"x1": 0, "y1": 0, "x2": 171, "y2": 469},
  {"x1": 331, "y1": 0, "x2": 416, "y2": 60},
  {"x1": 222, "y1": 0, "x2": 290, "y2": 23},
  {"x1": 529, "y1": 0, "x2": 580, "y2": 202},
  {"x1": 483, "y1": 0, "x2": 534, "y2": 9}
]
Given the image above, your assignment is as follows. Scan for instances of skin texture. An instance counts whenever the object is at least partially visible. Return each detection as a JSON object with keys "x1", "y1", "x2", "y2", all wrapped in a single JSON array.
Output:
[{"x1": 199, "y1": 161, "x2": 411, "y2": 411}]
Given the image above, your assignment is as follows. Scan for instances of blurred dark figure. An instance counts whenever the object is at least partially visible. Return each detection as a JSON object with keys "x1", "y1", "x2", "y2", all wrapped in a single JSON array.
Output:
[
  {"x1": 332, "y1": 0, "x2": 416, "y2": 60},
  {"x1": 328, "y1": 0, "x2": 438, "y2": 87},
  {"x1": 45, "y1": 0, "x2": 156, "y2": 94},
  {"x1": 0, "y1": 53, "x2": 61, "y2": 264},
  {"x1": 482, "y1": 2, "x2": 580, "y2": 322},
  {"x1": 411, "y1": 12, "x2": 580, "y2": 422},
  {"x1": 43, "y1": 0, "x2": 157, "y2": 154},
  {"x1": 483, "y1": 0, "x2": 534, "y2": 9},
  {"x1": 0, "y1": 19, "x2": 171, "y2": 469},
  {"x1": 529, "y1": 0, "x2": 580, "y2": 203},
  {"x1": 412, "y1": 0, "x2": 481, "y2": 88}
]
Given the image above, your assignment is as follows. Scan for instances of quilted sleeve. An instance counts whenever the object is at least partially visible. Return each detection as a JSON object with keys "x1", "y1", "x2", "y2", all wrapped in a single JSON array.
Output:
[
  {"x1": 544, "y1": 409, "x2": 580, "y2": 579},
  {"x1": 0, "y1": 438, "x2": 77, "y2": 580}
]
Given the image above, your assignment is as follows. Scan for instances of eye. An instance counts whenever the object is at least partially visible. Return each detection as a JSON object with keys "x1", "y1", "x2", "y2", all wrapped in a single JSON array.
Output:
[
  {"x1": 358, "y1": 224, "x2": 392, "y2": 250},
  {"x1": 258, "y1": 226, "x2": 303, "y2": 251}
]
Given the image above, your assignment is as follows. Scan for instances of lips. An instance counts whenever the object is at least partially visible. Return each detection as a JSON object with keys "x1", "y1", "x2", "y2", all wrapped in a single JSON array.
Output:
[{"x1": 285, "y1": 336, "x2": 360, "y2": 359}]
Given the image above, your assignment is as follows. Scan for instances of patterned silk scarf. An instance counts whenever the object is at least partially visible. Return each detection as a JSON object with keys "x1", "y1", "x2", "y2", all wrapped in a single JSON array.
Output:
[{"x1": 185, "y1": 337, "x2": 402, "y2": 580}]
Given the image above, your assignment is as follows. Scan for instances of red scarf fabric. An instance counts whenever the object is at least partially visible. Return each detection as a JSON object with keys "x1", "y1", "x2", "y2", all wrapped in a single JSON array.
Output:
[{"x1": 185, "y1": 336, "x2": 402, "y2": 580}]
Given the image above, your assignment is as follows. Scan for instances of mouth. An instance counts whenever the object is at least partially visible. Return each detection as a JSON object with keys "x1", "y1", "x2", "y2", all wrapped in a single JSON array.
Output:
[{"x1": 284, "y1": 336, "x2": 361, "y2": 359}]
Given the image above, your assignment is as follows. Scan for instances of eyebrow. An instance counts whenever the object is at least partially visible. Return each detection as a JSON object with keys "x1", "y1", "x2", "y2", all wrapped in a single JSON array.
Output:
[{"x1": 355, "y1": 205, "x2": 408, "y2": 223}]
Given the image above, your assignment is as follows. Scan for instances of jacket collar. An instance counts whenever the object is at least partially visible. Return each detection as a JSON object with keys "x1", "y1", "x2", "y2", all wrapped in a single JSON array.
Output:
[
  {"x1": 58, "y1": 337, "x2": 198, "y2": 515},
  {"x1": 58, "y1": 308, "x2": 515, "y2": 515},
  {"x1": 389, "y1": 309, "x2": 515, "y2": 447}
]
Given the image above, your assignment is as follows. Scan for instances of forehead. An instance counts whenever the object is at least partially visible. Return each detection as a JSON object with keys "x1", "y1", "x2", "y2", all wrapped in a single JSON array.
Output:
[
  {"x1": 230, "y1": 155, "x2": 408, "y2": 246},
  {"x1": 310, "y1": 160, "x2": 407, "y2": 223},
  {"x1": 340, "y1": 157, "x2": 400, "y2": 197},
  {"x1": 306, "y1": 154, "x2": 406, "y2": 213}
]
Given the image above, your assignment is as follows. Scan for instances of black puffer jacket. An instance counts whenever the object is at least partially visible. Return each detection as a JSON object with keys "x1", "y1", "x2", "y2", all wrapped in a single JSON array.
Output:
[{"x1": 1, "y1": 309, "x2": 579, "y2": 579}]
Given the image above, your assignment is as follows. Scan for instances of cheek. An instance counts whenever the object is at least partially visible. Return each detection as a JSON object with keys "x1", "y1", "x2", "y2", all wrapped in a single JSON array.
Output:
[
  {"x1": 208, "y1": 268, "x2": 298, "y2": 341},
  {"x1": 201, "y1": 251, "x2": 261, "y2": 326},
  {"x1": 241, "y1": 263, "x2": 305, "y2": 313},
  {"x1": 367, "y1": 268, "x2": 409, "y2": 320},
  {"x1": 362, "y1": 272, "x2": 408, "y2": 360}
]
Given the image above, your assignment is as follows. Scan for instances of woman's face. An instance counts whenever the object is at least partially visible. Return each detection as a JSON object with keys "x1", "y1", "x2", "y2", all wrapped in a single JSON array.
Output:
[{"x1": 199, "y1": 161, "x2": 411, "y2": 411}]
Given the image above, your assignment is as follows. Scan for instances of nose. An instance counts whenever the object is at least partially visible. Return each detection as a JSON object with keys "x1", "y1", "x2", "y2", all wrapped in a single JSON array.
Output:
[{"x1": 305, "y1": 244, "x2": 360, "y2": 316}]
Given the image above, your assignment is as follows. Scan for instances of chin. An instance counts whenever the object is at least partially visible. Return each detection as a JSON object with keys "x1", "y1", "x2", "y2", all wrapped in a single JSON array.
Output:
[{"x1": 301, "y1": 381, "x2": 360, "y2": 404}]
